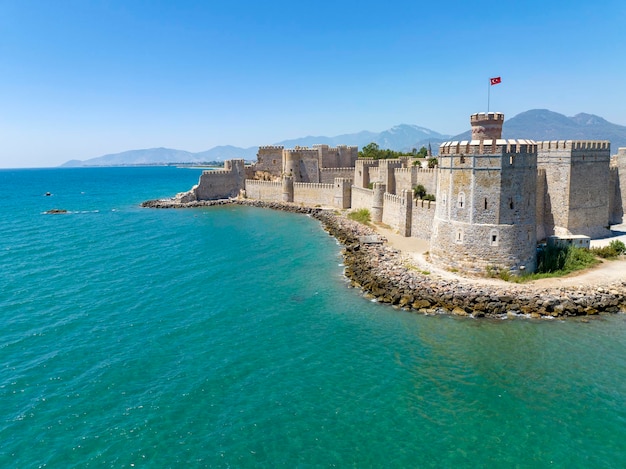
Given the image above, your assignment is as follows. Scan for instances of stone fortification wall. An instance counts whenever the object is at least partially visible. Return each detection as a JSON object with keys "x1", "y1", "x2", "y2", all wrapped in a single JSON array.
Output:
[
  {"x1": 609, "y1": 148, "x2": 626, "y2": 225},
  {"x1": 315, "y1": 144, "x2": 358, "y2": 168},
  {"x1": 354, "y1": 159, "x2": 378, "y2": 188},
  {"x1": 244, "y1": 180, "x2": 283, "y2": 202},
  {"x1": 394, "y1": 167, "x2": 438, "y2": 195},
  {"x1": 537, "y1": 140, "x2": 611, "y2": 238},
  {"x1": 294, "y1": 182, "x2": 335, "y2": 207},
  {"x1": 536, "y1": 168, "x2": 548, "y2": 241},
  {"x1": 283, "y1": 148, "x2": 320, "y2": 182},
  {"x1": 319, "y1": 168, "x2": 355, "y2": 184},
  {"x1": 193, "y1": 159, "x2": 246, "y2": 200},
  {"x1": 254, "y1": 146, "x2": 284, "y2": 176},
  {"x1": 411, "y1": 200, "x2": 436, "y2": 240},
  {"x1": 351, "y1": 186, "x2": 373, "y2": 210},
  {"x1": 382, "y1": 193, "x2": 404, "y2": 230},
  {"x1": 430, "y1": 223, "x2": 537, "y2": 275},
  {"x1": 368, "y1": 167, "x2": 379, "y2": 185},
  {"x1": 382, "y1": 191, "x2": 413, "y2": 236},
  {"x1": 432, "y1": 140, "x2": 538, "y2": 274}
]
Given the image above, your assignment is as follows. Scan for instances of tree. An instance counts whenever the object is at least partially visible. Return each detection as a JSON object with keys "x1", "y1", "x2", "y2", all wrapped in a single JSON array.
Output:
[
  {"x1": 417, "y1": 146, "x2": 428, "y2": 158},
  {"x1": 427, "y1": 157, "x2": 438, "y2": 168},
  {"x1": 359, "y1": 142, "x2": 381, "y2": 159}
]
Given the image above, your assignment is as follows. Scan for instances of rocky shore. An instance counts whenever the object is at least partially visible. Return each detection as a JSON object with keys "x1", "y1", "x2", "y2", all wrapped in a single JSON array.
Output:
[{"x1": 141, "y1": 197, "x2": 626, "y2": 319}]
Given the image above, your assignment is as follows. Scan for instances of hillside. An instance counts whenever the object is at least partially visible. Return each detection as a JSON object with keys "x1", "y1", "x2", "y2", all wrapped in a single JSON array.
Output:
[{"x1": 62, "y1": 109, "x2": 626, "y2": 166}]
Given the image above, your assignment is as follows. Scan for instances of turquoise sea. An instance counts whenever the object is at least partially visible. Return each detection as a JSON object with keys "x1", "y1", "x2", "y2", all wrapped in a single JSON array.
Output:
[{"x1": 1, "y1": 166, "x2": 626, "y2": 468}]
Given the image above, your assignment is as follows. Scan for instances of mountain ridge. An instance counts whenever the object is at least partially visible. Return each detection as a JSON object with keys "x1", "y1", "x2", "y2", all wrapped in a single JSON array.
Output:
[{"x1": 62, "y1": 109, "x2": 626, "y2": 167}]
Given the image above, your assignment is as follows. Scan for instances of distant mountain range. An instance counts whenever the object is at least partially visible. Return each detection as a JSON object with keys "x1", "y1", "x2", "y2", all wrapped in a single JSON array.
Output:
[{"x1": 62, "y1": 109, "x2": 626, "y2": 167}]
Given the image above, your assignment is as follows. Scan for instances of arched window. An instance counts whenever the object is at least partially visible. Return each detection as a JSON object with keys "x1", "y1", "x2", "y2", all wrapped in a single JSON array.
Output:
[
  {"x1": 458, "y1": 192, "x2": 465, "y2": 209},
  {"x1": 484, "y1": 198, "x2": 488, "y2": 210},
  {"x1": 456, "y1": 229, "x2": 463, "y2": 244}
]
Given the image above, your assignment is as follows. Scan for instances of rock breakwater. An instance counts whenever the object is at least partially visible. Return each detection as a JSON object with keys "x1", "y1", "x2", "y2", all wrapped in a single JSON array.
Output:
[{"x1": 142, "y1": 197, "x2": 626, "y2": 319}]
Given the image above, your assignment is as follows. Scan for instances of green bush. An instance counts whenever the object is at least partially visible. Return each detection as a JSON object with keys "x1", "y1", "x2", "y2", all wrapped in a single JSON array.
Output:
[
  {"x1": 347, "y1": 208, "x2": 371, "y2": 225},
  {"x1": 610, "y1": 239, "x2": 626, "y2": 254},
  {"x1": 423, "y1": 193, "x2": 436, "y2": 201},
  {"x1": 413, "y1": 184, "x2": 427, "y2": 199},
  {"x1": 537, "y1": 245, "x2": 598, "y2": 274},
  {"x1": 592, "y1": 240, "x2": 625, "y2": 259}
]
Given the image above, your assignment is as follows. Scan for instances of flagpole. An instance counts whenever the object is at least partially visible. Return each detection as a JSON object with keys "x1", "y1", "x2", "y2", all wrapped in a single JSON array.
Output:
[{"x1": 487, "y1": 78, "x2": 490, "y2": 112}]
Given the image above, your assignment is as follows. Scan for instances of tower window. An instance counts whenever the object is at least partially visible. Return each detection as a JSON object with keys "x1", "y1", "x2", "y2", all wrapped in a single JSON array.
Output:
[
  {"x1": 458, "y1": 192, "x2": 465, "y2": 209},
  {"x1": 484, "y1": 198, "x2": 488, "y2": 210},
  {"x1": 456, "y1": 229, "x2": 463, "y2": 244},
  {"x1": 460, "y1": 155, "x2": 465, "y2": 164},
  {"x1": 509, "y1": 155, "x2": 514, "y2": 165},
  {"x1": 509, "y1": 197, "x2": 514, "y2": 209},
  {"x1": 490, "y1": 229, "x2": 499, "y2": 246}
]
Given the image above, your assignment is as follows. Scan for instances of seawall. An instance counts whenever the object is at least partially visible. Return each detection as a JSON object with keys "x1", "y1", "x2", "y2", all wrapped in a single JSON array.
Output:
[{"x1": 141, "y1": 198, "x2": 626, "y2": 319}]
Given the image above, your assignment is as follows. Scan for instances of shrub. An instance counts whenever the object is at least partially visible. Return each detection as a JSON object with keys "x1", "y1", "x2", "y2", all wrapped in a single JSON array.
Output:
[
  {"x1": 610, "y1": 239, "x2": 626, "y2": 254},
  {"x1": 347, "y1": 208, "x2": 371, "y2": 225},
  {"x1": 537, "y1": 245, "x2": 597, "y2": 274},
  {"x1": 413, "y1": 184, "x2": 427, "y2": 199},
  {"x1": 423, "y1": 193, "x2": 436, "y2": 201}
]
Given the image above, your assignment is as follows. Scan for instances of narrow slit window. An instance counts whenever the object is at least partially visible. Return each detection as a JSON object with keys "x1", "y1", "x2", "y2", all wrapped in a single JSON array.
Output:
[
  {"x1": 484, "y1": 198, "x2": 488, "y2": 210},
  {"x1": 509, "y1": 197, "x2": 514, "y2": 209}
]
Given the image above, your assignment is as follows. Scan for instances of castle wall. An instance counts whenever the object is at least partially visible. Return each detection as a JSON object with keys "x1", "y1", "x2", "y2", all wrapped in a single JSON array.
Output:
[
  {"x1": 194, "y1": 160, "x2": 246, "y2": 200},
  {"x1": 609, "y1": 148, "x2": 626, "y2": 225},
  {"x1": 368, "y1": 167, "x2": 380, "y2": 185},
  {"x1": 294, "y1": 182, "x2": 335, "y2": 207},
  {"x1": 432, "y1": 140, "x2": 538, "y2": 274},
  {"x1": 382, "y1": 193, "x2": 404, "y2": 230},
  {"x1": 351, "y1": 186, "x2": 374, "y2": 210},
  {"x1": 244, "y1": 180, "x2": 283, "y2": 202},
  {"x1": 254, "y1": 146, "x2": 284, "y2": 176},
  {"x1": 283, "y1": 149, "x2": 320, "y2": 183},
  {"x1": 411, "y1": 200, "x2": 436, "y2": 240},
  {"x1": 537, "y1": 140, "x2": 611, "y2": 238},
  {"x1": 430, "y1": 222, "x2": 537, "y2": 274},
  {"x1": 316, "y1": 145, "x2": 358, "y2": 168},
  {"x1": 319, "y1": 168, "x2": 355, "y2": 184}
]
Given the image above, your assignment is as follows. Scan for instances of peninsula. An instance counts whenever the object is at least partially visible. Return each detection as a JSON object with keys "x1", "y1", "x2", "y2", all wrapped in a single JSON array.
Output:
[{"x1": 142, "y1": 112, "x2": 626, "y2": 319}]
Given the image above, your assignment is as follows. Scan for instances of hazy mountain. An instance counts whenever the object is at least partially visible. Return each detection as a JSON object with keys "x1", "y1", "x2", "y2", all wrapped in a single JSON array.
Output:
[
  {"x1": 62, "y1": 146, "x2": 258, "y2": 167},
  {"x1": 62, "y1": 110, "x2": 626, "y2": 167},
  {"x1": 274, "y1": 125, "x2": 447, "y2": 151},
  {"x1": 449, "y1": 109, "x2": 626, "y2": 151}
]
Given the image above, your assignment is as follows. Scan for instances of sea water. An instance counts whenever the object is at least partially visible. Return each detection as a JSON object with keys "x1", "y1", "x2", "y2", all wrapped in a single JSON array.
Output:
[{"x1": 1, "y1": 167, "x2": 625, "y2": 468}]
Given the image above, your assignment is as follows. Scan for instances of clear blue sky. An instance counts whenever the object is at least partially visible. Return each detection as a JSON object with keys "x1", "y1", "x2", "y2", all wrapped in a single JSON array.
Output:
[{"x1": 1, "y1": 0, "x2": 625, "y2": 168}]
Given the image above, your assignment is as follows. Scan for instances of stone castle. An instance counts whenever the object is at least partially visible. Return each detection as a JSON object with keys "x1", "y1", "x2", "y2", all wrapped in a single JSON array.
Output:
[{"x1": 177, "y1": 113, "x2": 626, "y2": 275}]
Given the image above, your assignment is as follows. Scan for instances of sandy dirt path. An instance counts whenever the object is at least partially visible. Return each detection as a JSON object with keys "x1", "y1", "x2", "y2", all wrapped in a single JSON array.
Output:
[{"x1": 371, "y1": 224, "x2": 626, "y2": 289}]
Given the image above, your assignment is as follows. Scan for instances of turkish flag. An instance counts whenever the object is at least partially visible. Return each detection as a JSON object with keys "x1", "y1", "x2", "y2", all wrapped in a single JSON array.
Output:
[{"x1": 490, "y1": 76, "x2": 502, "y2": 85}]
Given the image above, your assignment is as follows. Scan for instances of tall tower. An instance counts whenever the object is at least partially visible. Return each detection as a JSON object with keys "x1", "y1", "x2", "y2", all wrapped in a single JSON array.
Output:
[{"x1": 429, "y1": 113, "x2": 538, "y2": 274}]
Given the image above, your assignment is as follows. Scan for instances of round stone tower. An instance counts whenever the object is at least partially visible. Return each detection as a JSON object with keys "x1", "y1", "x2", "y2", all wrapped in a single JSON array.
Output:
[
  {"x1": 429, "y1": 113, "x2": 538, "y2": 275},
  {"x1": 470, "y1": 112, "x2": 504, "y2": 141}
]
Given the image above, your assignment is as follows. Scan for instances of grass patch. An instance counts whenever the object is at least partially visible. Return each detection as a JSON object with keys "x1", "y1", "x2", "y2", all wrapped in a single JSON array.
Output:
[
  {"x1": 347, "y1": 208, "x2": 371, "y2": 225},
  {"x1": 591, "y1": 239, "x2": 626, "y2": 259},
  {"x1": 509, "y1": 245, "x2": 600, "y2": 283}
]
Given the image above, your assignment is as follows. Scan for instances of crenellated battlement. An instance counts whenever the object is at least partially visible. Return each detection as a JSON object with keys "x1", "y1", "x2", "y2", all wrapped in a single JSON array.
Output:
[
  {"x1": 320, "y1": 167, "x2": 355, "y2": 172},
  {"x1": 258, "y1": 145, "x2": 284, "y2": 151},
  {"x1": 245, "y1": 179, "x2": 281, "y2": 187},
  {"x1": 537, "y1": 140, "x2": 611, "y2": 151},
  {"x1": 470, "y1": 112, "x2": 505, "y2": 123},
  {"x1": 439, "y1": 139, "x2": 537, "y2": 155},
  {"x1": 294, "y1": 182, "x2": 334, "y2": 190}
]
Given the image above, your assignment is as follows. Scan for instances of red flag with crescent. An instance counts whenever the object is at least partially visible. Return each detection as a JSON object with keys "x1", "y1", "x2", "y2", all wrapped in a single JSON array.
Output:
[{"x1": 490, "y1": 76, "x2": 501, "y2": 85}]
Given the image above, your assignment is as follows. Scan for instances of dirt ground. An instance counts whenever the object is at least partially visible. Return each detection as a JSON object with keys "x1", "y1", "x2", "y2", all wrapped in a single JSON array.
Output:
[{"x1": 371, "y1": 224, "x2": 626, "y2": 288}]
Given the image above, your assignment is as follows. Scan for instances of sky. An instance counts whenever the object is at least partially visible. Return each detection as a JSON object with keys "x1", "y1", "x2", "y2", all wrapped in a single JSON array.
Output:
[{"x1": 1, "y1": 0, "x2": 625, "y2": 168}]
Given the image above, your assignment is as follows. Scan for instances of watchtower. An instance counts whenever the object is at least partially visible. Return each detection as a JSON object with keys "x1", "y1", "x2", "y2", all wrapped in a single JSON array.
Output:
[{"x1": 430, "y1": 113, "x2": 538, "y2": 274}]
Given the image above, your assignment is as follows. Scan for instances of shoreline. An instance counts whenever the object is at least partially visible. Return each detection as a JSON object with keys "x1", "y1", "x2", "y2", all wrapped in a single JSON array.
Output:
[{"x1": 141, "y1": 197, "x2": 626, "y2": 319}]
